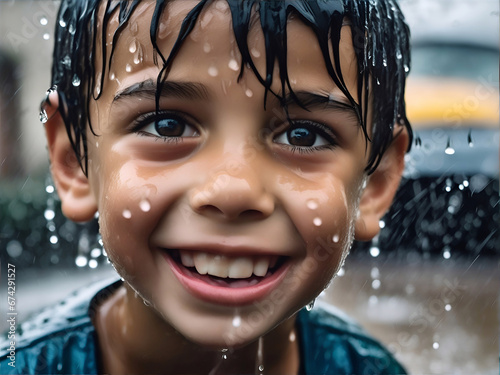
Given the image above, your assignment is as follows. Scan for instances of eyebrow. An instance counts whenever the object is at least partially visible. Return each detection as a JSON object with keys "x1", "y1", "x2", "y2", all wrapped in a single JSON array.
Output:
[
  {"x1": 112, "y1": 79, "x2": 210, "y2": 104},
  {"x1": 284, "y1": 91, "x2": 359, "y2": 121}
]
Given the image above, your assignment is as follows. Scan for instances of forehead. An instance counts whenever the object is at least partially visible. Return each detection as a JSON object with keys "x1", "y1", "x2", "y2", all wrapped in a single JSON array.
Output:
[{"x1": 96, "y1": 0, "x2": 358, "y2": 101}]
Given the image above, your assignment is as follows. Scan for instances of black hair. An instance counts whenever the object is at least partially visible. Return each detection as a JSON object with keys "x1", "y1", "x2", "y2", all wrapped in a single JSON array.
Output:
[{"x1": 49, "y1": 0, "x2": 412, "y2": 175}]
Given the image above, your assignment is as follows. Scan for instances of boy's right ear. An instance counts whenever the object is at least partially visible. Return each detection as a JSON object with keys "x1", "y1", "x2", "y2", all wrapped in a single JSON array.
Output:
[{"x1": 44, "y1": 91, "x2": 98, "y2": 222}]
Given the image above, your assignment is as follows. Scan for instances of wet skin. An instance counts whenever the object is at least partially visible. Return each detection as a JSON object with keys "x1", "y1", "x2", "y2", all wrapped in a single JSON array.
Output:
[{"x1": 45, "y1": 1, "x2": 407, "y2": 373}]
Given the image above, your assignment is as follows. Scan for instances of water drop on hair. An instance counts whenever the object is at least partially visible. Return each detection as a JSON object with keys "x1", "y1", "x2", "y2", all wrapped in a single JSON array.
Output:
[
  {"x1": 404, "y1": 64, "x2": 410, "y2": 73},
  {"x1": 69, "y1": 23, "x2": 76, "y2": 35},
  {"x1": 139, "y1": 199, "x2": 151, "y2": 212},
  {"x1": 59, "y1": 19, "x2": 67, "y2": 28},
  {"x1": 72, "y1": 74, "x2": 81, "y2": 87},
  {"x1": 305, "y1": 299, "x2": 315, "y2": 311}
]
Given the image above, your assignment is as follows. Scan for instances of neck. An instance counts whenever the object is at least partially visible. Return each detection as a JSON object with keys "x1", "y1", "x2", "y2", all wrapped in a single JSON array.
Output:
[{"x1": 94, "y1": 284, "x2": 299, "y2": 375}]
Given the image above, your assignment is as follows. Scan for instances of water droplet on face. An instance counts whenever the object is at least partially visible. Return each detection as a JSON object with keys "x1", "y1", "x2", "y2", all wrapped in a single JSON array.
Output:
[
  {"x1": 203, "y1": 42, "x2": 212, "y2": 53},
  {"x1": 228, "y1": 59, "x2": 239, "y2": 71},
  {"x1": 122, "y1": 209, "x2": 132, "y2": 219},
  {"x1": 232, "y1": 315, "x2": 241, "y2": 327},
  {"x1": 139, "y1": 199, "x2": 151, "y2": 212},
  {"x1": 306, "y1": 199, "x2": 318, "y2": 210},
  {"x1": 251, "y1": 48, "x2": 261, "y2": 58},
  {"x1": 130, "y1": 22, "x2": 138, "y2": 36},
  {"x1": 313, "y1": 217, "x2": 322, "y2": 226},
  {"x1": 289, "y1": 330, "x2": 296, "y2": 342},
  {"x1": 208, "y1": 66, "x2": 219, "y2": 77},
  {"x1": 59, "y1": 19, "x2": 67, "y2": 28},
  {"x1": 43, "y1": 33, "x2": 50, "y2": 40},
  {"x1": 332, "y1": 234, "x2": 339, "y2": 243},
  {"x1": 305, "y1": 299, "x2": 315, "y2": 311},
  {"x1": 72, "y1": 74, "x2": 81, "y2": 87},
  {"x1": 245, "y1": 88, "x2": 253, "y2": 97},
  {"x1": 125, "y1": 64, "x2": 132, "y2": 72},
  {"x1": 129, "y1": 40, "x2": 138, "y2": 53}
]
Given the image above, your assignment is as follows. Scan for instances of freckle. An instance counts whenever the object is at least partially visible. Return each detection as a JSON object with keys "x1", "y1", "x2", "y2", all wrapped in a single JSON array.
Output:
[
  {"x1": 208, "y1": 66, "x2": 218, "y2": 77},
  {"x1": 332, "y1": 234, "x2": 339, "y2": 243},
  {"x1": 306, "y1": 199, "x2": 318, "y2": 210},
  {"x1": 313, "y1": 217, "x2": 322, "y2": 227},
  {"x1": 122, "y1": 209, "x2": 132, "y2": 219},
  {"x1": 139, "y1": 199, "x2": 151, "y2": 212},
  {"x1": 228, "y1": 59, "x2": 239, "y2": 71},
  {"x1": 245, "y1": 89, "x2": 253, "y2": 98}
]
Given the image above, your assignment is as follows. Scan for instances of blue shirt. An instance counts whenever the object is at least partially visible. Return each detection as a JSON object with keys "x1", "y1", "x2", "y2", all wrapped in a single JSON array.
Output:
[{"x1": 0, "y1": 279, "x2": 406, "y2": 374}]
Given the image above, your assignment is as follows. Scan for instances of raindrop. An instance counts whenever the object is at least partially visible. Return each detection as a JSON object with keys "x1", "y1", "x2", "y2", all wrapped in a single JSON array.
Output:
[
  {"x1": 69, "y1": 23, "x2": 76, "y2": 35},
  {"x1": 404, "y1": 64, "x2": 410, "y2": 73},
  {"x1": 59, "y1": 19, "x2": 67, "y2": 28},
  {"x1": 129, "y1": 40, "x2": 138, "y2": 53},
  {"x1": 39, "y1": 17, "x2": 48, "y2": 26},
  {"x1": 445, "y1": 138, "x2": 455, "y2": 155},
  {"x1": 313, "y1": 217, "x2": 322, "y2": 226},
  {"x1": 445, "y1": 304, "x2": 452, "y2": 311},
  {"x1": 306, "y1": 199, "x2": 318, "y2": 210},
  {"x1": 442, "y1": 249, "x2": 451, "y2": 259},
  {"x1": 44, "y1": 209, "x2": 56, "y2": 221},
  {"x1": 332, "y1": 234, "x2": 339, "y2": 243},
  {"x1": 433, "y1": 342, "x2": 439, "y2": 350},
  {"x1": 463, "y1": 180, "x2": 469, "y2": 188},
  {"x1": 245, "y1": 89, "x2": 253, "y2": 98},
  {"x1": 89, "y1": 259, "x2": 98, "y2": 269},
  {"x1": 90, "y1": 248, "x2": 101, "y2": 258},
  {"x1": 208, "y1": 66, "x2": 219, "y2": 77},
  {"x1": 72, "y1": 74, "x2": 81, "y2": 87},
  {"x1": 371, "y1": 279, "x2": 381, "y2": 289},
  {"x1": 75, "y1": 255, "x2": 88, "y2": 267},
  {"x1": 228, "y1": 59, "x2": 239, "y2": 71},
  {"x1": 368, "y1": 295, "x2": 378, "y2": 305},
  {"x1": 50, "y1": 235, "x2": 58, "y2": 244},
  {"x1": 258, "y1": 365, "x2": 264, "y2": 372},
  {"x1": 305, "y1": 299, "x2": 315, "y2": 311},
  {"x1": 369, "y1": 246, "x2": 380, "y2": 257},
  {"x1": 122, "y1": 209, "x2": 132, "y2": 219},
  {"x1": 43, "y1": 33, "x2": 50, "y2": 40},
  {"x1": 467, "y1": 129, "x2": 474, "y2": 147},
  {"x1": 125, "y1": 64, "x2": 132, "y2": 72},
  {"x1": 396, "y1": 50, "x2": 402, "y2": 60},
  {"x1": 62, "y1": 55, "x2": 71, "y2": 66},
  {"x1": 46, "y1": 185, "x2": 55, "y2": 194},
  {"x1": 370, "y1": 267, "x2": 380, "y2": 279},
  {"x1": 376, "y1": 78, "x2": 381, "y2": 85},
  {"x1": 139, "y1": 199, "x2": 151, "y2": 212},
  {"x1": 414, "y1": 136, "x2": 422, "y2": 148},
  {"x1": 232, "y1": 314, "x2": 241, "y2": 327},
  {"x1": 382, "y1": 58, "x2": 388, "y2": 67},
  {"x1": 222, "y1": 354, "x2": 227, "y2": 360}
]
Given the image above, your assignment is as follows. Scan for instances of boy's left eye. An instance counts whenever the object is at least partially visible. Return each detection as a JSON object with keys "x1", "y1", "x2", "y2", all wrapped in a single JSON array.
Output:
[
  {"x1": 134, "y1": 112, "x2": 199, "y2": 139},
  {"x1": 273, "y1": 121, "x2": 336, "y2": 150}
]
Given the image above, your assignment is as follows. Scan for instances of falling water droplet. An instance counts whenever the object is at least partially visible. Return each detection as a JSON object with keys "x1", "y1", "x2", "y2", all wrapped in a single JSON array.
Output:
[
  {"x1": 228, "y1": 59, "x2": 239, "y2": 71},
  {"x1": 313, "y1": 217, "x2": 322, "y2": 227},
  {"x1": 139, "y1": 199, "x2": 151, "y2": 212},
  {"x1": 370, "y1": 267, "x2": 380, "y2": 279},
  {"x1": 370, "y1": 246, "x2": 380, "y2": 257},
  {"x1": 404, "y1": 64, "x2": 410, "y2": 73},
  {"x1": 44, "y1": 209, "x2": 55, "y2": 221},
  {"x1": 305, "y1": 299, "x2": 315, "y2": 311},
  {"x1": 368, "y1": 295, "x2": 378, "y2": 305},
  {"x1": 255, "y1": 337, "x2": 264, "y2": 375},
  {"x1": 89, "y1": 259, "x2": 98, "y2": 269},
  {"x1": 75, "y1": 255, "x2": 87, "y2": 267},
  {"x1": 306, "y1": 199, "x2": 318, "y2": 210},
  {"x1": 258, "y1": 365, "x2": 264, "y2": 372},
  {"x1": 433, "y1": 342, "x2": 439, "y2": 350},
  {"x1": 122, "y1": 209, "x2": 132, "y2": 219},
  {"x1": 72, "y1": 74, "x2": 81, "y2": 87},
  {"x1": 245, "y1": 89, "x2": 253, "y2": 98},
  {"x1": 467, "y1": 129, "x2": 474, "y2": 147},
  {"x1": 371, "y1": 279, "x2": 381, "y2": 289},
  {"x1": 445, "y1": 304, "x2": 452, "y2": 311},
  {"x1": 442, "y1": 249, "x2": 451, "y2": 259},
  {"x1": 445, "y1": 137, "x2": 455, "y2": 155},
  {"x1": 43, "y1": 33, "x2": 50, "y2": 40},
  {"x1": 208, "y1": 66, "x2": 219, "y2": 77},
  {"x1": 46, "y1": 185, "x2": 55, "y2": 194},
  {"x1": 39, "y1": 16, "x2": 48, "y2": 26},
  {"x1": 376, "y1": 78, "x2": 381, "y2": 85}
]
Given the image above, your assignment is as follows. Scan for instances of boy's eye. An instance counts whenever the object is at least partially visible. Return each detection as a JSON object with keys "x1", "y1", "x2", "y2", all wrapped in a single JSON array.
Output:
[
  {"x1": 273, "y1": 121, "x2": 335, "y2": 150},
  {"x1": 135, "y1": 113, "x2": 199, "y2": 139}
]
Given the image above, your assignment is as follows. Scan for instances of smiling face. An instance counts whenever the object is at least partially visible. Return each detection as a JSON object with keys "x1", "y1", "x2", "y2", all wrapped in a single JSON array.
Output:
[{"x1": 46, "y1": 0, "x2": 406, "y2": 349}]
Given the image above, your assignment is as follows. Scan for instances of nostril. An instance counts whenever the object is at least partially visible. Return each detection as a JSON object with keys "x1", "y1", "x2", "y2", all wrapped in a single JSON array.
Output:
[
  {"x1": 198, "y1": 205, "x2": 224, "y2": 217},
  {"x1": 239, "y1": 209, "x2": 266, "y2": 221}
]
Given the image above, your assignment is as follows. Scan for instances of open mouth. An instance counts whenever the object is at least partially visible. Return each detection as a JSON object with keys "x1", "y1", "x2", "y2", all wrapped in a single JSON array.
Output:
[{"x1": 169, "y1": 250, "x2": 286, "y2": 288}]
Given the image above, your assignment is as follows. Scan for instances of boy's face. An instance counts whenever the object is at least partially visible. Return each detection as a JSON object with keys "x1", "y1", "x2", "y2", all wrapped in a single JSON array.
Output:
[{"x1": 57, "y1": 0, "x2": 397, "y2": 348}]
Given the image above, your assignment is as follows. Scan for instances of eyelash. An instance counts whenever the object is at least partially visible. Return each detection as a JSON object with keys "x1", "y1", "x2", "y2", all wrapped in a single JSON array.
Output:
[
  {"x1": 131, "y1": 111, "x2": 198, "y2": 142},
  {"x1": 273, "y1": 120, "x2": 338, "y2": 153}
]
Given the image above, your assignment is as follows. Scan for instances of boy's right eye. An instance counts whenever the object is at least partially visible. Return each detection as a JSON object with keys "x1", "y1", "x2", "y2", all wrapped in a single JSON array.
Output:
[{"x1": 134, "y1": 112, "x2": 199, "y2": 140}]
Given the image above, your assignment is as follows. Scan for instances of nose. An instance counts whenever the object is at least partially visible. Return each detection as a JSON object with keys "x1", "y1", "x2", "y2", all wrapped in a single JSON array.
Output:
[{"x1": 189, "y1": 169, "x2": 275, "y2": 221}]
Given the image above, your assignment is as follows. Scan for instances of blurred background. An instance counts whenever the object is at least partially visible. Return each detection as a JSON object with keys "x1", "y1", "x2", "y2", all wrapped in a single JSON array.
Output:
[{"x1": 0, "y1": 0, "x2": 498, "y2": 373}]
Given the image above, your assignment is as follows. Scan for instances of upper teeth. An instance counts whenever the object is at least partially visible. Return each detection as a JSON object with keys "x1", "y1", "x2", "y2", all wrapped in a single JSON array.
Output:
[{"x1": 179, "y1": 250, "x2": 277, "y2": 279}]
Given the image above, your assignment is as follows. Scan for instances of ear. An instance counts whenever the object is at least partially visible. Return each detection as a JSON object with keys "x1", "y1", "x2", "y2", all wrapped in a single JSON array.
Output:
[
  {"x1": 354, "y1": 128, "x2": 409, "y2": 241},
  {"x1": 44, "y1": 91, "x2": 98, "y2": 222}
]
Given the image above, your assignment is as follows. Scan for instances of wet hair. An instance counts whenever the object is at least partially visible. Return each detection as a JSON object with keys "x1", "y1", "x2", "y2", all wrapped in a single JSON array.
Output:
[{"x1": 49, "y1": 0, "x2": 412, "y2": 175}]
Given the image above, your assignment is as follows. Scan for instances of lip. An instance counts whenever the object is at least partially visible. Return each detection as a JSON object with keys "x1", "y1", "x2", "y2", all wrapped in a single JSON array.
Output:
[{"x1": 162, "y1": 250, "x2": 290, "y2": 306}]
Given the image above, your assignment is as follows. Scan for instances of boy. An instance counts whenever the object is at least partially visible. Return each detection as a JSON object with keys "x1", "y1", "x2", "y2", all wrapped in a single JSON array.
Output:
[{"x1": 1, "y1": 0, "x2": 411, "y2": 373}]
